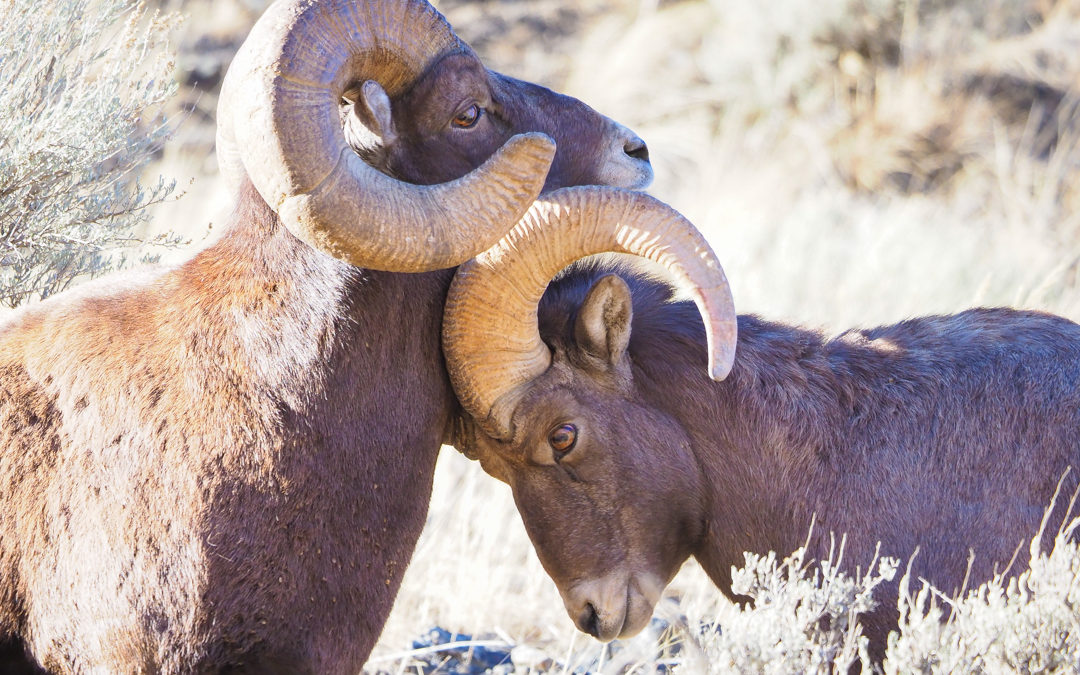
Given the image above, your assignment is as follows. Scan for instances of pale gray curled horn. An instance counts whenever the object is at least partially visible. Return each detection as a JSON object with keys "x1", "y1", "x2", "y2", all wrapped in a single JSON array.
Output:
[
  {"x1": 216, "y1": 0, "x2": 557, "y2": 272},
  {"x1": 442, "y1": 186, "x2": 738, "y2": 440}
]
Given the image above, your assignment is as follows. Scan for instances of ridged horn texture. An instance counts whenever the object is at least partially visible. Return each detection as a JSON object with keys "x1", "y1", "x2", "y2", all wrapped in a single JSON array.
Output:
[
  {"x1": 443, "y1": 186, "x2": 738, "y2": 440},
  {"x1": 215, "y1": 0, "x2": 557, "y2": 272}
]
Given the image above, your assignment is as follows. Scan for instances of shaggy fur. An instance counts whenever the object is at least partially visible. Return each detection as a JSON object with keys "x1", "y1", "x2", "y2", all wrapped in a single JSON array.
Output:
[{"x1": 459, "y1": 261, "x2": 1080, "y2": 658}]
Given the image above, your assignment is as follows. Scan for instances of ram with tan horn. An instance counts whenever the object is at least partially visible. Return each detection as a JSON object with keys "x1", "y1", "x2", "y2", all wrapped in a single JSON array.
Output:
[
  {"x1": 443, "y1": 186, "x2": 1080, "y2": 663},
  {"x1": 0, "y1": 0, "x2": 655, "y2": 671}
]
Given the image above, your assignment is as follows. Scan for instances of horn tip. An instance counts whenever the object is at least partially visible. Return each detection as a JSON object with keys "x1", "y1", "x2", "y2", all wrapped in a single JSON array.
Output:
[
  {"x1": 511, "y1": 131, "x2": 557, "y2": 161},
  {"x1": 708, "y1": 346, "x2": 736, "y2": 382}
]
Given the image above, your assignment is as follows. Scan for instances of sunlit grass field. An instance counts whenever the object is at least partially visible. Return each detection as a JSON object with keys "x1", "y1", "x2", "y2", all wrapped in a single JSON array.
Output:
[{"x1": 134, "y1": 0, "x2": 1080, "y2": 671}]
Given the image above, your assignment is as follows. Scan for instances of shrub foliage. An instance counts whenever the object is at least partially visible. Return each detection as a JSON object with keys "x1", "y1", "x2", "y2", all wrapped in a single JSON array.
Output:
[
  {"x1": 680, "y1": 510, "x2": 1080, "y2": 674},
  {"x1": 0, "y1": 0, "x2": 180, "y2": 308},
  {"x1": 676, "y1": 540, "x2": 898, "y2": 674},
  {"x1": 886, "y1": 516, "x2": 1080, "y2": 673}
]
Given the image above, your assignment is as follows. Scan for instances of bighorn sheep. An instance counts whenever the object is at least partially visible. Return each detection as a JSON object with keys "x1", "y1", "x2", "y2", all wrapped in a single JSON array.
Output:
[
  {"x1": 442, "y1": 186, "x2": 1080, "y2": 658},
  {"x1": 0, "y1": 0, "x2": 653, "y2": 670}
]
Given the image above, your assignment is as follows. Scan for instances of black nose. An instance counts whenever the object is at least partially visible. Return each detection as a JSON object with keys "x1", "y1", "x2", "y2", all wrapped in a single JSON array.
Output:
[
  {"x1": 579, "y1": 603, "x2": 601, "y2": 638},
  {"x1": 624, "y1": 137, "x2": 650, "y2": 163}
]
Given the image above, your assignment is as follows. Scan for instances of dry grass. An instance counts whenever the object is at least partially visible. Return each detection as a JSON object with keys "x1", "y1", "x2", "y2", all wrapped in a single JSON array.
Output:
[{"x1": 90, "y1": 0, "x2": 1080, "y2": 671}]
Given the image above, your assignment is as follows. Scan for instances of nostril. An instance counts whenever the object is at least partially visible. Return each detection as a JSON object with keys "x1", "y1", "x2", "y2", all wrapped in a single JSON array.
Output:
[
  {"x1": 624, "y1": 137, "x2": 650, "y2": 163},
  {"x1": 579, "y1": 603, "x2": 601, "y2": 638}
]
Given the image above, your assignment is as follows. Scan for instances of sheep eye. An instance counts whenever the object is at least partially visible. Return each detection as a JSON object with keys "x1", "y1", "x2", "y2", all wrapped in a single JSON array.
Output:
[
  {"x1": 548, "y1": 423, "x2": 577, "y2": 457},
  {"x1": 452, "y1": 105, "x2": 482, "y2": 129}
]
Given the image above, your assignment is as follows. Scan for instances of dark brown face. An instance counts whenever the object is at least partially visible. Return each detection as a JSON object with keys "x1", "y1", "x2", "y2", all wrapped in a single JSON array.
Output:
[
  {"x1": 466, "y1": 356, "x2": 706, "y2": 642},
  {"x1": 379, "y1": 52, "x2": 653, "y2": 191}
]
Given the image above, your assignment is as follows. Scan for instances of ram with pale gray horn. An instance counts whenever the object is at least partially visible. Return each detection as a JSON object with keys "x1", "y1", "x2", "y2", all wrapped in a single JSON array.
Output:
[
  {"x1": 443, "y1": 186, "x2": 1080, "y2": 662},
  {"x1": 0, "y1": 0, "x2": 654, "y2": 671}
]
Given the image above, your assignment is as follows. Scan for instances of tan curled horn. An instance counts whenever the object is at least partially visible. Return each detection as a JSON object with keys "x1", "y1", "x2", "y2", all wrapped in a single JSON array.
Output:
[
  {"x1": 216, "y1": 0, "x2": 556, "y2": 272},
  {"x1": 443, "y1": 186, "x2": 737, "y2": 440}
]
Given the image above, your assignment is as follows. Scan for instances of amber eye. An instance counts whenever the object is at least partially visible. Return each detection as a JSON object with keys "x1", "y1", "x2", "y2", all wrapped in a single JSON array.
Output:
[
  {"x1": 548, "y1": 423, "x2": 578, "y2": 457},
  {"x1": 452, "y1": 105, "x2": 482, "y2": 129}
]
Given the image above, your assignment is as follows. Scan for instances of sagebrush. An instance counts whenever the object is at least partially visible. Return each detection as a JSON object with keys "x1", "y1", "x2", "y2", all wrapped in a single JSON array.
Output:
[
  {"x1": 0, "y1": 0, "x2": 181, "y2": 308},
  {"x1": 673, "y1": 507, "x2": 1080, "y2": 674}
]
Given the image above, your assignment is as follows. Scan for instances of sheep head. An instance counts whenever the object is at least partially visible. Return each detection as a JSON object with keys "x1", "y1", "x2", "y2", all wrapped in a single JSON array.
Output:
[
  {"x1": 346, "y1": 52, "x2": 653, "y2": 193},
  {"x1": 216, "y1": 0, "x2": 653, "y2": 273},
  {"x1": 442, "y1": 187, "x2": 737, "y2": 640}
]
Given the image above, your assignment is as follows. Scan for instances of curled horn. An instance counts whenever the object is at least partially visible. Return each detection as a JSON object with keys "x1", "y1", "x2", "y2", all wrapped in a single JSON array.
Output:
[
  {"x1": 443, "y1": 186, "x2": 737, "y2": 440},
  {"x1": 216, "y1": 0, "x2": 556, "y2": 272}
]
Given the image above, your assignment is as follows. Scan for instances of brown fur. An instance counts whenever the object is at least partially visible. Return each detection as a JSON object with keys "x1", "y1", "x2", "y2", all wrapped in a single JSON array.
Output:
[
  {"x1": 456, "y1": 261, "x2": 1080, "y2": 660},
  {"x1": 0, "y1": 52, "x2": 651, "y2": 674},
  {"x1": 351, "y1": 50, "x2": 651, "y2": 192}
]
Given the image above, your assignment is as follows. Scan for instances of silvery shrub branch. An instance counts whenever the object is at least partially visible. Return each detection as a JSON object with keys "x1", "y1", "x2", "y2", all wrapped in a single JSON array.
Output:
[
  {"x1": 886, "y1": 509, "x2": 1080, "y2": 673},
  {"x1": 675, "y1": 538, "x2": 895, "y2": 674},
  {"x1": 676, "y1": 495, "x2": 1080, "y2": 674},
  {"x1": 0, "y1": 0, "x2": 182, "y2": 308}
]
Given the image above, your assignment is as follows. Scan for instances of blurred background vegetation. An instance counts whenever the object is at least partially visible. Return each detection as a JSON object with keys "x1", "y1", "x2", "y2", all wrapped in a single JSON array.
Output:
[{"x1": 5, "y1": 0, "x2": 1080, "y2": 671}]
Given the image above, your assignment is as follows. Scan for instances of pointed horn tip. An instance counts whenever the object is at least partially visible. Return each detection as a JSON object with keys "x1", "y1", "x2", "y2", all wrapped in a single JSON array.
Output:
[
  {"x1": 707, "y1": 321, "x2": 738, "y2": 382},
  {"x1": 709, "y1": 357, "x2": 734, "y2": 382},
  {"x1": 708, "y1": 338, "x2": 737, "y2": 381},
  {"x1": 507, "y1": 131, "x2": 557, "y2": 165}
]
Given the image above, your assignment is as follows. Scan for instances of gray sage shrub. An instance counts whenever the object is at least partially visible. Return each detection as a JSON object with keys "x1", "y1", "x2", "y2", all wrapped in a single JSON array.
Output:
[
  {"x1": 673, "y1": 538, "x2": 898, "y2": 674},
  {"x1": 673, "y1": 502, "x2": 1080, "y2": 674},
  {"x1": 0, "y1": 0, "x2": 181, "y2": 308},
  {"x1": 885, "y1": 507, "x2": 1080, "y2": 673}
]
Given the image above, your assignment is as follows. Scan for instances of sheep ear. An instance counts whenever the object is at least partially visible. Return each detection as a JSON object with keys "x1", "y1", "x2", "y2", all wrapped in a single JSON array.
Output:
[
  {"x1": 345, "y1": 80, "x2": 398, "y2": 149},
  {"x1": 575, "y1": 274, "x2": 633, "y2": 369}
]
